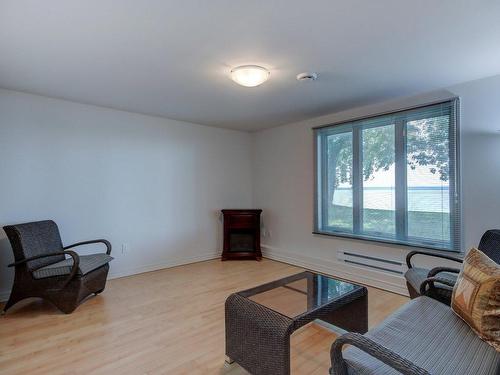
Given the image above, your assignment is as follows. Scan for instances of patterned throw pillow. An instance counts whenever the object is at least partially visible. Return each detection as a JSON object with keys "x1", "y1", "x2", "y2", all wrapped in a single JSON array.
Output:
[{"x1": 451, "y1": 248, "x2": 500, "y2": 351}]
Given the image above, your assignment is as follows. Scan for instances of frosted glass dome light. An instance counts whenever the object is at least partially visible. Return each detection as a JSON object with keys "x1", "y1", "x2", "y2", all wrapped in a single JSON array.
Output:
[{"x1": 230, "y1": 65, "x2": 270, "y2": 87}]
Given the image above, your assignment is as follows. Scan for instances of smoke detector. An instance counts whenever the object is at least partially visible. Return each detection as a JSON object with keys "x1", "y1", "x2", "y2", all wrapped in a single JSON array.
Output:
[{"x1": 296, "y1": 72, "x2": 318, "y2": 82}]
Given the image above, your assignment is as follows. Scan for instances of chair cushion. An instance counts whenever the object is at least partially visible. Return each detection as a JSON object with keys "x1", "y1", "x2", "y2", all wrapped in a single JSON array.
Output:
[
  {"x1": 451, "y1": 248, "x2": 500, "y2": 351},
  {"x1": 33, "y1": 253, "x2": 113, "y2": 279},
  {"x1": 404, "y1": 267, "x2": 458, "y2": 295},
  {"x1": 404, "y1": 267, "x2": 428, "y2": 293},
  {"x1": 343, "y1": 297, "x2": 500, "y2": 375}
]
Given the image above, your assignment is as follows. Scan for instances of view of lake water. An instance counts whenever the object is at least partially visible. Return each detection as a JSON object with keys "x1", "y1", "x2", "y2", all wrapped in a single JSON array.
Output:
[{"x1": 333, "y1": 186, "x2": 450, "y2": 213}]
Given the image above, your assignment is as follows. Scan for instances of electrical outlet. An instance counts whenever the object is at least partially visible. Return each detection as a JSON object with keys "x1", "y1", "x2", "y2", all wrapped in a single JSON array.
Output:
[{"x1": 121, "y1": 243, "x2": 128, "y2": 254}]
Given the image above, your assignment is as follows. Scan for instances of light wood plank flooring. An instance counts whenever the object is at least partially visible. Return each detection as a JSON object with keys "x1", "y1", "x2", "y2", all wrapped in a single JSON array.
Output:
[{"x1": 0, "y1": 259, "x2": 408, "y2": 374}]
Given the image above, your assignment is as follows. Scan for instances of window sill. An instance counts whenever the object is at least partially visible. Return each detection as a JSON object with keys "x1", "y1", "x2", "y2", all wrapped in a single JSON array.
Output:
[{"x1": 312, "y1": 230, "x2": 461, "y2": 253}]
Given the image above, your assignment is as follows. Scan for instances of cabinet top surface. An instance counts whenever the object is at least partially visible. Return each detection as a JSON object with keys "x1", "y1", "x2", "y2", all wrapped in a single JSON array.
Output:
[{"x1": 221, "y1": 209, "x2": 262, "y2": 214}]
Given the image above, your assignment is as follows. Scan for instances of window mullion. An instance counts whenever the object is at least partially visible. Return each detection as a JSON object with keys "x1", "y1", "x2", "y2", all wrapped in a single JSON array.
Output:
[
  {"x1": 320, "y1": 134, "x2": 329, "y2": 231},
  {"x1": 395, "y1": 119, "x2": 407, "y2": 241},
  {"x1": 352, "y1": 126, "x2": 362, "y2": 234}
]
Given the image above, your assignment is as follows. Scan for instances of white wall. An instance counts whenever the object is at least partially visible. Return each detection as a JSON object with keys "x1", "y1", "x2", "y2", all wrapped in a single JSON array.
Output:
[
  {"x1": 0, "y1": 89, "x2": 253, "y2": 300},
  {"x1": 253, "y1": 75, "x2": 500, "y2": 295},
  {"x1": 2, "y1": 75, "x2": 499, "y2": 301}
]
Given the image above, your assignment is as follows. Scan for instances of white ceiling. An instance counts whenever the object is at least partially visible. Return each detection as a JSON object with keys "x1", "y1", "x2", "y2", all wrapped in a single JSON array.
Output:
[{"x1": 1, "y1": 1, "x2": 500, "y2": 131}]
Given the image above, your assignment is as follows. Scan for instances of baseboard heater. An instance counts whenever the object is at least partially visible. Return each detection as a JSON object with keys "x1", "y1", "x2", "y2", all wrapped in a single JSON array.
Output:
[{"x1": 337, "y1": 251, "x2": 405, "y2": 275}]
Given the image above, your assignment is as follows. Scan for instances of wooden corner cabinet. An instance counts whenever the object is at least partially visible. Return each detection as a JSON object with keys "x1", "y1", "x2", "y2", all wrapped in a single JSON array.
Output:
[{"x1": 221, "y1": 209, "x2": 262, "y2": 261}]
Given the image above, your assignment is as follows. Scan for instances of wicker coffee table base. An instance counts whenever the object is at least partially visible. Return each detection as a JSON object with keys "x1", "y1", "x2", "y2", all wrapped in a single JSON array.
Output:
[{"x1": 225, "y1": 288, "x2": 368, "y2": 375}]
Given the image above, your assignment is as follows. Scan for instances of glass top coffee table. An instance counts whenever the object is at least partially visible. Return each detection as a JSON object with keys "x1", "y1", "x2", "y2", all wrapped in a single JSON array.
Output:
[{"x1": 225, "y1": 271, "x2": 367, "y2": 375}]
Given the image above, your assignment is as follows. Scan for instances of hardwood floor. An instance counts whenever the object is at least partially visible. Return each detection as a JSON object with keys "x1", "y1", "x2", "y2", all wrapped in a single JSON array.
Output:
[{"x1": 0, "y1": 259, "x2": 408, "y2": 374}]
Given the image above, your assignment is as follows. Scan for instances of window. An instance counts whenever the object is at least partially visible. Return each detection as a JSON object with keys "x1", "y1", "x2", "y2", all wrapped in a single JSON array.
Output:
[{"x1": 315, "y1": 99, "x2": 460, "y2": 252}]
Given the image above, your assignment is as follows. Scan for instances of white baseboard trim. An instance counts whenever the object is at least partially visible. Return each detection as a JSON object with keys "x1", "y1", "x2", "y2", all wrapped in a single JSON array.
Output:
[
  {"x1": 261, "y1": 245, "x2": 409, "y2": 296},
  {"x1": 1, "y1": 247, "x2": 409, "y2": 302},
  {"x1": 0, "y1": 251, "x2": 221, "y2": 303},
  {"x1": 107, "y1": 251, "x2": 220, "y2": 280}
]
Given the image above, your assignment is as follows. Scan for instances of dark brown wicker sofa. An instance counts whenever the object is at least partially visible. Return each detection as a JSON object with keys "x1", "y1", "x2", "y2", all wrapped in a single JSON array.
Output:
[
  {"x1": 2, "y1": 220, "x2": 113, "y2": 314},
  {"x1": 330, "y1": 295, "x2": 500, "y2": 374}
]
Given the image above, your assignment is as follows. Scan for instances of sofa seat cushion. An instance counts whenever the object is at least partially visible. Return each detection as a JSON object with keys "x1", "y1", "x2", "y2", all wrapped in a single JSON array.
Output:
[
  {"x1": 33, "y1": 254, "x2": 113, "y2": 279},
  {"x1": 405, "y1": 267, "x2": 457, "y2": 294},
  {"x1": 343, "y1": 296, "x2": 500, "y2": 375}
]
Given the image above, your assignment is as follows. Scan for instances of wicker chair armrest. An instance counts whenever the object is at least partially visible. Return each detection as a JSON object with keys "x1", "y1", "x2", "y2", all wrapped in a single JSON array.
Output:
[
  {"x1": 419, "y1": 276, "x2": 456, "y2": 296},
  {"x1": 8, "y1": 250, "x2": 80, "y2": 289},
  {"x1": 406, "y1": 250, "x2": 463, "y2": 269},
  {"x1": 64, "y1": 239, "x2": 112, "y2": 255},
  {"x1": 330, "y1": 332, "x2": 430, "y2": 375},
  {"x1": 8, "y1": 251, "x2": 78, "y2": 267},
  {"x1": 427, "y1": 267, "x2": 461, "y2": 278}
]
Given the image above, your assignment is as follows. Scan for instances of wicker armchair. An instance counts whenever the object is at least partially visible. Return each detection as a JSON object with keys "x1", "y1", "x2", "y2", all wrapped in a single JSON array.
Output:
[
  {"x1": 404, "y1": 229, "x2": 500, "y2": 305},
  {"x1": 2, "y1": 220, "x2": 113, "y2": 314}
]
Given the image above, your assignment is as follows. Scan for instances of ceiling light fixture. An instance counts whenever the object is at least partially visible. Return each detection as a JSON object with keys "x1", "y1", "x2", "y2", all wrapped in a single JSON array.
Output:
[{"x1": 231, "y1": 65, "x2": 270, "y2": 87}]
